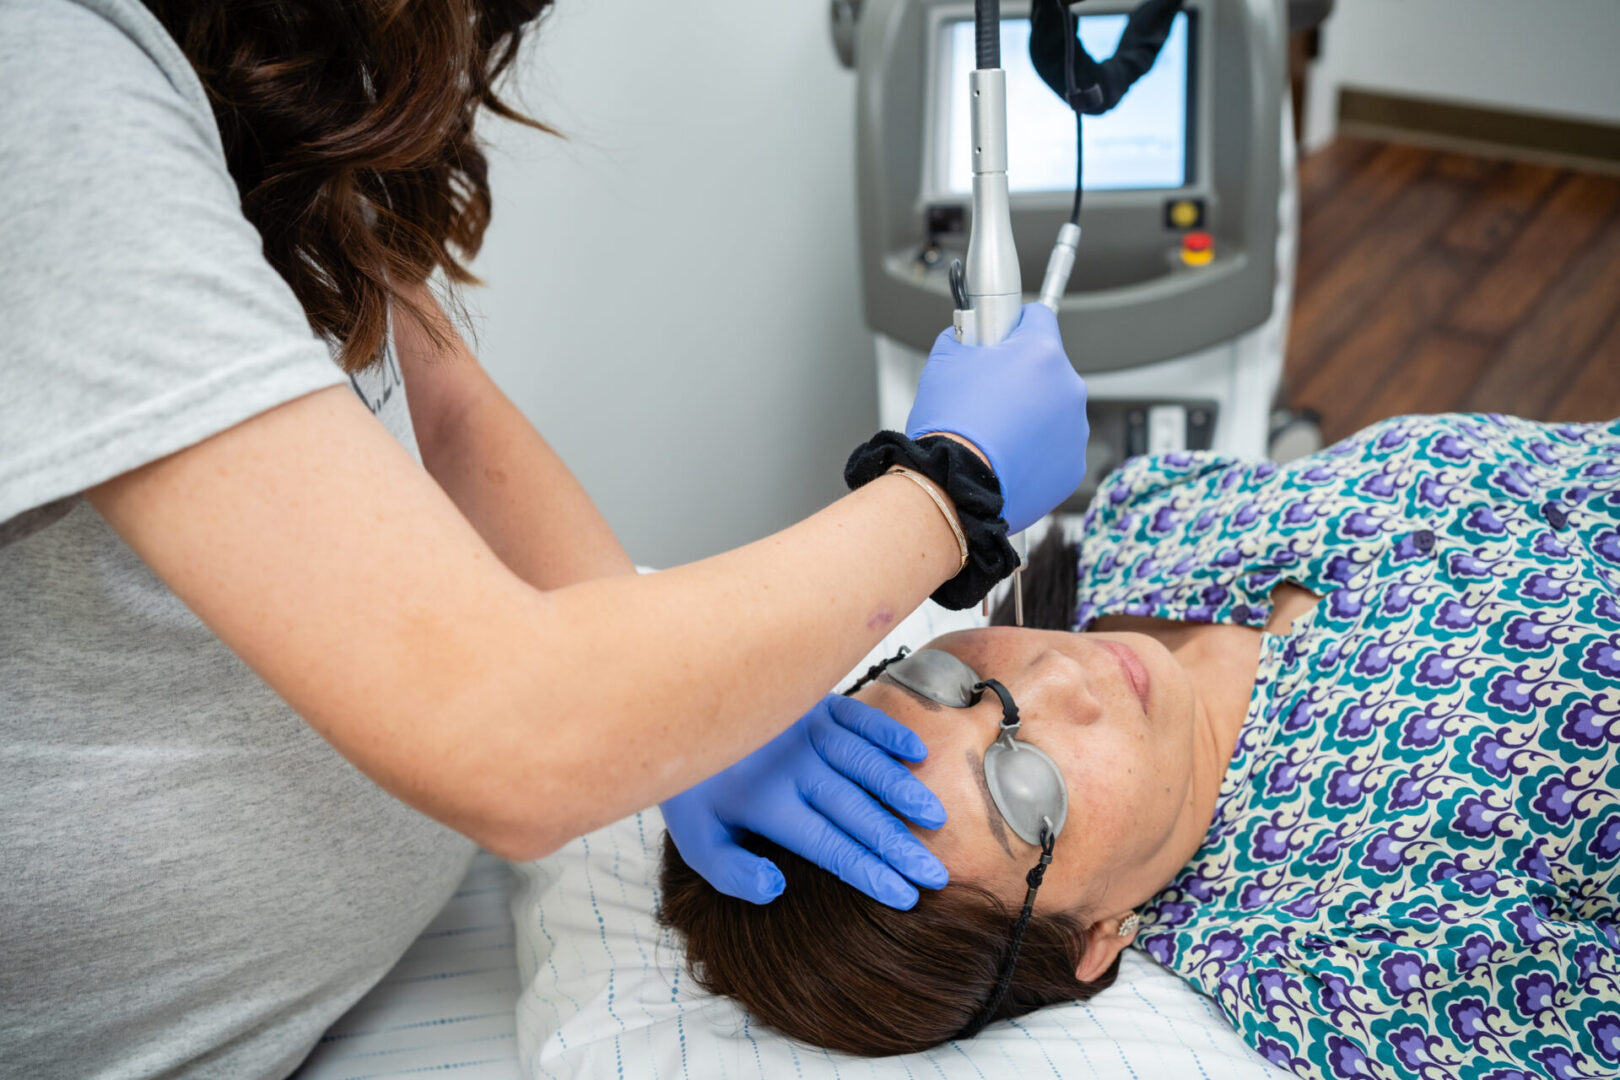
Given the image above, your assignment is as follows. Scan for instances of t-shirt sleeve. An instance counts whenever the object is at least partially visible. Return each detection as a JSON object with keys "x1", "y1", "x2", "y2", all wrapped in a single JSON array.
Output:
[{"x1": 0, "y1": 0, "x2": 348, "y2": 526}]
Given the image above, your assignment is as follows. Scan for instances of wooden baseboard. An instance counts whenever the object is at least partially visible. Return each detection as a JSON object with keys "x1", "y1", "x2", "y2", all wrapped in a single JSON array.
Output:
[{"x1": 1338, "y1": 88, "x2": 1620, "y2": 176}]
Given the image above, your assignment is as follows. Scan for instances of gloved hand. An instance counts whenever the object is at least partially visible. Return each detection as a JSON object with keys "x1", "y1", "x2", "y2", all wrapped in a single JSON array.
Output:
[
  {"x1": 660, "y1": 694, "x2": 949, "y2": 909},
  {"x1": 906, "y1": 303, "x2": 1089, "y2": 533}
]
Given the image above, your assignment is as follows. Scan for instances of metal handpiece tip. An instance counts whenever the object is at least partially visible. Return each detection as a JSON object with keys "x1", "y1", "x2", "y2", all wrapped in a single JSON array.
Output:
[{"x1": 1013, "y1": 569, "x2": 1024, "y2": 627}]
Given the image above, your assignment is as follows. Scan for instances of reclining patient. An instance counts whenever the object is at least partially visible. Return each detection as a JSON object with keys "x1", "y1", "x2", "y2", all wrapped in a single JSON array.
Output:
[{"x1": 659, "y1": 413, "x2": 1620, "y2": 1080}]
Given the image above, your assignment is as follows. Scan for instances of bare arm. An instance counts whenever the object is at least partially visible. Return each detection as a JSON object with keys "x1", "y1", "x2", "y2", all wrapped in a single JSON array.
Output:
[
  {"x1": 88, "y1": 387, "x2": 960, "y2": 861},
  {"x1": 394, "y1": 284, "x2": 635, "y2": 589}
]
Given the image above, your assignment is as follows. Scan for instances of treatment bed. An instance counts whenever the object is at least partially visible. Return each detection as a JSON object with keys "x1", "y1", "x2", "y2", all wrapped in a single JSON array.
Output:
[{"x1": 300, "y1": 598, "x2": 1289, "y2": 1080}]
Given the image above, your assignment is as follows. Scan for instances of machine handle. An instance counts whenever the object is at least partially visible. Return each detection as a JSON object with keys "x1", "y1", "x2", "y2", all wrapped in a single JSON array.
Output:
[
  {"x1": 1038, "y1": 223, "x2": 1082, "y2": 311},
  {"x1": 956, "y1": 67, "x2": 1021, "y2": 347}
]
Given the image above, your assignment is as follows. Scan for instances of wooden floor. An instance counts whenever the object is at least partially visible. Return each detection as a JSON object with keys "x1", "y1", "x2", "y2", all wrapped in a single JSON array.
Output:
[{"x1": 1284, "y1": 138, "x2": 1620, "y2": 443}]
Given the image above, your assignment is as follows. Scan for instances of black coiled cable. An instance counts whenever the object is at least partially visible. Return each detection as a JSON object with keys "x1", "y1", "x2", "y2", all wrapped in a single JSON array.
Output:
[
  {"x1": 975, "y1": 0, "x2": 1000, "y2": 68},
  {"x1": 1032, "y1": 0, "x2": 1185, "y2": 224},
  {"x1": 1052, "y1": 0, "x2": 1085, "y2": 224}
]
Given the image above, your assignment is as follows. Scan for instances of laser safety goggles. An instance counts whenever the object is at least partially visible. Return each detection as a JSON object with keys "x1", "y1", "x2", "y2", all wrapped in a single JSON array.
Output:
[{"x1": 849, "y1": 646, "x2": 1069, "y2": 1037}]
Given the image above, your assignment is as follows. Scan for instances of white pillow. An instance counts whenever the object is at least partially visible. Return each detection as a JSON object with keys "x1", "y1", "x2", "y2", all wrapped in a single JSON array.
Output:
[{"x1": 511, "y1": 599, "x2": 1290, "y2": 1080}]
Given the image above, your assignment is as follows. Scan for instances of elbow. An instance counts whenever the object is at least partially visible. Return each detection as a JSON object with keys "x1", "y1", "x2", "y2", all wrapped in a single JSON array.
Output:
[
  {"x1": 480, "y1": 831, "x2": 564, "y2": 864},
  {"x1": 472, "y1": 813, "x2": 571, "y2": 864},
  {"x1": 412, "y1": 390, "x2": 478, "y2": 477},
  {"x1": 418, "y1": 699, "x2": 619, "y2": 864},
  {"x1": 463, "y1": 787, "x2": 583, "y2": 863}
]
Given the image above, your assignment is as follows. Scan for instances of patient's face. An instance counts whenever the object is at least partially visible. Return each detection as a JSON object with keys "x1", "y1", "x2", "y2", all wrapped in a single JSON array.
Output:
[{"x1": 854, "y1": 627, "x2": 1201, "y2": 920}]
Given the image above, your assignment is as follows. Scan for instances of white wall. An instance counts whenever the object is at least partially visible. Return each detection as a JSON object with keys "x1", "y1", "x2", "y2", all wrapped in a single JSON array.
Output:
[
  {"x1": 466, "y1": 1, "x2": 877, "y2": 567},
  {"x1": 1304, "y1": 0, "x2": 1620, "y2": 150}
]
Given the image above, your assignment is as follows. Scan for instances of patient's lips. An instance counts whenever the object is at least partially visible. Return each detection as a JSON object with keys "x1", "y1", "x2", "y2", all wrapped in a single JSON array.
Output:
[{"x1": 1099, "y1": 639, "x2": 1151, "y2": 713}]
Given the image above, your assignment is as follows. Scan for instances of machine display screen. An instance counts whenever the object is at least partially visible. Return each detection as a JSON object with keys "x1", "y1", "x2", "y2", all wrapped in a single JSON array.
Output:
[{"x1": 939, "y1": 12, "x2": 1194, "y2": 194}]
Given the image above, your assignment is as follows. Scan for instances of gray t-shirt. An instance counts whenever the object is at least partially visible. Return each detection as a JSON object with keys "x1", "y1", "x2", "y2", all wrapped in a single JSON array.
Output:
[{"x1": 0, "y1": 1, "x2": 476, "y2": 1076}]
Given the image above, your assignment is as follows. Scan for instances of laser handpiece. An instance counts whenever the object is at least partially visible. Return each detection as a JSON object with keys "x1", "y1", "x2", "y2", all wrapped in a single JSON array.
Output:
[
  {"x1": 951, "y1": 0, "x2": 1082, "y2": 626},
  {"x1": 951, "y1": 58, "x2": 1021, "y2": 352}
]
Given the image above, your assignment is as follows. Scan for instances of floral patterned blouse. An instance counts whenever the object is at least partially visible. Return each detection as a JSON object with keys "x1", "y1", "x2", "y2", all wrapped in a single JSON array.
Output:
[{"x1": 1072, "y1": 414, "x2": 1620, "y2": 1080}]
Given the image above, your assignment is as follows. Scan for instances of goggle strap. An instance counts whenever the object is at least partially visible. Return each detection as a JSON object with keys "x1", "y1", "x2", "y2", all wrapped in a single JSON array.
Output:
[
  {"x1": 1021, "y1": 829, "x2": 1056, "y2": 905},
  {"x1": 841, "y1": 646, "x2": 911, "y2": 696},
  {"x1": 975, "y1": 679, "x2": 1020, "y2": 733},
  {"x1": 957, "y1": 829, "x2": 1057, "y2": 1041}
]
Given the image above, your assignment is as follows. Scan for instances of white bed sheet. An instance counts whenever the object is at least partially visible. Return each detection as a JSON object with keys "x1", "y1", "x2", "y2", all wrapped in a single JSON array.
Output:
[
  {"x1": 512, "y1": 806, "x2": 1292, "y2": 1080},
  {"x1": 296, "y1": 851, "x2": 523, "y2": 1080},
  {"x1": 296, "y1": 586, "x2": 1291, "y2": 1080}
]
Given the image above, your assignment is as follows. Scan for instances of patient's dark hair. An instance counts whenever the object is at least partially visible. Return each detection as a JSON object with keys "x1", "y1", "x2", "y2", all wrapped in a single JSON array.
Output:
[
  {"x1": 658, "y1": 529, "x2": 1111, "y2": 1056},
  {"x1": 991, "y1": 527, "x2": 1081, "y2": 629},
  {"x1": 659, "y1": 836, "x2": 1118, "y2": 1056}
]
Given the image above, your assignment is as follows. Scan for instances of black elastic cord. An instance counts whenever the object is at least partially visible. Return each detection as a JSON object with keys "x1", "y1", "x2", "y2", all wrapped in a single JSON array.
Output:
[
  {"x1": 974, "y1": 678, "x2": 1021, "y2": 730},
  {"x1": 843, "y1": 647, "x2": 910, "y2": 696},
  {"x1": 958, "y1": 828, "x2": 1057, "y2": 1039}
]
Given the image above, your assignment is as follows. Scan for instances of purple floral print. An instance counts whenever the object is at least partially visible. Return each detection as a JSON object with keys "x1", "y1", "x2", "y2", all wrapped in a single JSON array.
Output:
[{"x1": 1073, "y1": 415, "x2": 1620, "y2": 1080}]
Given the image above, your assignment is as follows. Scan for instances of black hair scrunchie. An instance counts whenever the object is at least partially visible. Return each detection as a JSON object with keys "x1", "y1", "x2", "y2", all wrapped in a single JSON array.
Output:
[{"x1": 844, "y1": 431, "x2": 1020, "y2": 610}]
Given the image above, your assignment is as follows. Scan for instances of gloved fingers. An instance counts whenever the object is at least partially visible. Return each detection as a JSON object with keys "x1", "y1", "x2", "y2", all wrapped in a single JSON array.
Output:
[
  {"x1": 698, "y1": 846, "x2": 788, "y2": 905},
  {"x1": 1008, "y1": 300, "x2": 1060, "y2": 340},
  {"x1": 812, "y1": 709, "x2": 946, "y2": 830},
  {"x1": 823, "y1": 694, "x2": 929, "y2": 761},
  {"x1": 766, "y1": 803, "x2": 925, "y2": 910},
  {"x1": 662, "y1": 806, "x2": 787, "y2": 905},
  {"x1": 802, "y1": 779, "x2": 949, "y2": 896}
]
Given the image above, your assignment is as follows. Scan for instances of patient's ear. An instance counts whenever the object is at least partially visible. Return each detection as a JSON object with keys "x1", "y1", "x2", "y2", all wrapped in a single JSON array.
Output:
[{"x1": 1074, "y1": 913, "x2": 1138, "y2": 983}]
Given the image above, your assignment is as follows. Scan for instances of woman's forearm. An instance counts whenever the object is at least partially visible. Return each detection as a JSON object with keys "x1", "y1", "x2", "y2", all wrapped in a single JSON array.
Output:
[
  {"x1": 507, "y1": 470, "x2": 962, "y2": 849},
  {"x1": 396, "y1": 286, "x2": 635, "y2": 589},
  {"x1": 414, "y1": 374, "x2": 636, "y2": 588},
  {"x1": 90, "y1": 386, "x2": 960, "y2": 860}
]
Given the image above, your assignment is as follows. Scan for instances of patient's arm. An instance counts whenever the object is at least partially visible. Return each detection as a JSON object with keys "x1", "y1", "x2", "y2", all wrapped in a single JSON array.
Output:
[{"x1": 394, "y1": 282, "x2": 635, "y2": 590}]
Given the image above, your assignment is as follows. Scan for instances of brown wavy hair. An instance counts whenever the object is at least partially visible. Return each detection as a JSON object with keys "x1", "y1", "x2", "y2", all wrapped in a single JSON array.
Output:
[{"x1": 139, "y1": 0, "x2": 553, "y2": 372}]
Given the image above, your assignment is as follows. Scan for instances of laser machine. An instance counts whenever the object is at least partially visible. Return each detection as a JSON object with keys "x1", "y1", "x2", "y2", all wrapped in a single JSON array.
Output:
[{"x1": 842, "y1": 0, "x2": 1298, "y2": 505}]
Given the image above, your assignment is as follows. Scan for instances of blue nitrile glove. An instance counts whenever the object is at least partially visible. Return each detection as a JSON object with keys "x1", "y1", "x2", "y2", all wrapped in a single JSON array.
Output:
[
  {"x1": 906, "y1": 303, "x2": 1089, "y2": 534},
  {"x1": 660, "y1": 694, "x2": 949, "y2": 909}
]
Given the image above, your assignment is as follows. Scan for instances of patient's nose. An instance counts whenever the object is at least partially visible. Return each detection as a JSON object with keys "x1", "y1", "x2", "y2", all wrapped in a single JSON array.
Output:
[{"x1": 1029, "y1": 647, "x2": 1102, "y2": 728}]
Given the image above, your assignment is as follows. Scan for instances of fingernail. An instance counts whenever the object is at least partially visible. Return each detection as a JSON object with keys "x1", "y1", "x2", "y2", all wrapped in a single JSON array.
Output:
[{"x1": 757, "y1": 867, "x2": 785, "y2": 900}]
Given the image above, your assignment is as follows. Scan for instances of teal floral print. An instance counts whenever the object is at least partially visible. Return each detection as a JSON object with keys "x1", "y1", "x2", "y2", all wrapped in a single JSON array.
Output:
[{"x1": 1073, "y1": 414, "x2": 1620, "y2": 1080}]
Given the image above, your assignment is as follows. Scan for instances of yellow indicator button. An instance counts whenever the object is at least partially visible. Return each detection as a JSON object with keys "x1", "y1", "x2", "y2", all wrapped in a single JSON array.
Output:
[
  {"x1": 1169, "y1": 200, "x2": 1201, "y2": 229},
  {"x1": 1180, "y1": 230, "x2": 1214, "y2": 267}
]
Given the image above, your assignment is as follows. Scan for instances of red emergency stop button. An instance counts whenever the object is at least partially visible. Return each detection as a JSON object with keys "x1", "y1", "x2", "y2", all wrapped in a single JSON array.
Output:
[{"x1": 1180, "y1": 230, "x2": 1214, "y2": 267}]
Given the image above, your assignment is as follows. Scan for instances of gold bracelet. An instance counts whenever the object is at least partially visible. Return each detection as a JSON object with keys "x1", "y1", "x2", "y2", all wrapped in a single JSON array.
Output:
[{"x1": 887, "y1": 466, "x2": 969, "y2": 575}]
